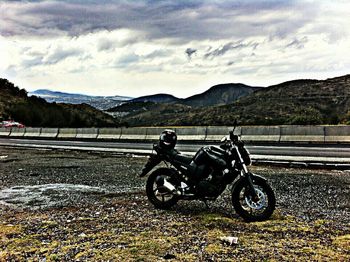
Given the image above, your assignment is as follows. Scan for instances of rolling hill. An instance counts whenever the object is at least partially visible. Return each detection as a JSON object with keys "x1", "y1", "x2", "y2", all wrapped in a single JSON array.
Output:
[
  {"x1": 130, "y1": 94, "x2": 180, "y2": 104},
  {"x1": 183, "y1": 83, "x2": 261, "y2": 107}
]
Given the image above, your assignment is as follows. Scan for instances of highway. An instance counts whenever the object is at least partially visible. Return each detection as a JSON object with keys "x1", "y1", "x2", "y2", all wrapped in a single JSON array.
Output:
[{"x1": 1, "y1": 138, "x2": 350, "y2": 168}]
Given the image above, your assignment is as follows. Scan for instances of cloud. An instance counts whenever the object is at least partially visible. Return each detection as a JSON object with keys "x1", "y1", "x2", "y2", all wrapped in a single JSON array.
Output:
[
  {"x1": 1, "y1": 1, "x2": 350, "y2": 98},
  {"x1": 204, "y1": 41, "x2": 259, "y2": 58},
  {"x1": 0, "y1": 0, "x2": 320, "y2": 42},
  {"x1": 97, "y1": 38, "x2": 116, "y2": 52},
  {"x1": 22, "y1": 56, "x2": 43, "y2": 68},
  {"x1": 43, "y1": 47, "x2": 84, "y2": 65},
  {"x1": 286, "y1": 36, "x2": 308, "y2": 49}
]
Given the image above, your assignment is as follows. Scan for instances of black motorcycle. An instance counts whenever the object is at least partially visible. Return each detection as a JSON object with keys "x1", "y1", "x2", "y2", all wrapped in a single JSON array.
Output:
[{"x1": 140, "y1": 127, "x2": 275, "y2": 222}]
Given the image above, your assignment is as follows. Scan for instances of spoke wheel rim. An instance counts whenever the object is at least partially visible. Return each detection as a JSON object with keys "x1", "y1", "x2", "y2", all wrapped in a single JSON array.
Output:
[
  {"x1": 153, "y1": 176, "x2": 175, "y2": 203},
  {"x1": 240, "y1": 186, "x2": 269, "y2": 214}
]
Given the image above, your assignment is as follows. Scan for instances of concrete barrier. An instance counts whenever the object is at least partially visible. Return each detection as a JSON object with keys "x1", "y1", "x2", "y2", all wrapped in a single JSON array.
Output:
[
  {"x1": 325, "y1": 126, "x2": 350, "y2": 143},
  {"x1": 241, "y1": 126, "x2": 280, "y2": 142},
  {"x1": 120, "y1": 127, "x2": 147, "y2": 140},
  {"x1": 205, "y1": 126, "x2": 241, "y2": 141},
  {"x1": 76, "y1": 128, "x2": 99, "y2": 139},
  {"x1": 5, "y1": 125, "x2": 350, "y2": 144},
  {"x1": 0, "y1": 127, "x2": 11, "y2": 137},
  {"x1": 40, "y1": 128, "x2": 59, "y2": 138},
  {"x1": 57, "y1": 128, "x2": 77, "y2": 139},
  {"x1": 24, "y1": 127, "x2": 42, "y2": 137},
  {"x1": 97, "y1": 128, "x2": 122, "y2": 140},
  {"x1": 175, "y1": 127, "x2": 207, "y2": 141},
  {"x1": 280, "y1": 125, "x2": 325, "y2": 143},
  {"x1": 145, "y1": 127, "x2": 175, "y2": 140},
  {"x1": 9, "y1": 128, "x2": 25, "y2": 137}
]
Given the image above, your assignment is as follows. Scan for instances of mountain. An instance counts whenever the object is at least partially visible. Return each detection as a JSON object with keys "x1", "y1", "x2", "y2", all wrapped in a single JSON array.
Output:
[
  {"x1": 1, "y1": 79, "x2": 119, "y2": 127},
  {"x1": 108, "y1": 82, "x2": 261, "y2": 119},
  {"x1": 183, "y1": 83, "x2": 262, "y2": 107},
  {"x1": 119, "y1": 75, "x2": 350, "y2": 126},
  {"x1": 130, "y1": 94, "x2": 180, "y2": 104},
  {"x1": 108, "y1": 101, "x2": 192, "y2": 126},
  {"x1": 210, "y1": 75, "x2": 350, "y2": 126},
  {"x1": 128, "y1": 83, "x2": 261, "y2": 108},
  {"x1": 29, "y1": 89, "x2": 132, "y2": 110}
]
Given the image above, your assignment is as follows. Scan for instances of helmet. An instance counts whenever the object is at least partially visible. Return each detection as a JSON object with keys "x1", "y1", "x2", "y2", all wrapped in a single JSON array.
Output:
[{"x1": 159, "y1": 129, "x2": 177, "y2": 149}]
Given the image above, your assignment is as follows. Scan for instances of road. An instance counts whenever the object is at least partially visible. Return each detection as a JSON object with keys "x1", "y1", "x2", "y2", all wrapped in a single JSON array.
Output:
[{"x1": 0, "y1": 138, "x2": 350, "y2": 167}]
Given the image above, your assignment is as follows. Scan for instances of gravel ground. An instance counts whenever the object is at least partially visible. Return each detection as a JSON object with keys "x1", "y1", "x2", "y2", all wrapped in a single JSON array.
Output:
[{"x1": 0, "y1": 147, "x2": 349, "y2": 261}]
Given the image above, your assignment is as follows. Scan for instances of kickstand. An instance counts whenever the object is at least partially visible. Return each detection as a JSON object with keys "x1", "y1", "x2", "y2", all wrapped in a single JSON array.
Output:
[{"x1": 203, "y1": 200, "x2": 210, "y2": 209}]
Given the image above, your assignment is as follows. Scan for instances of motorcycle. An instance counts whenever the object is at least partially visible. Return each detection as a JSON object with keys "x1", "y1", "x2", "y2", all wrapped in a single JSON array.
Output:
[{"x1": 140, "y1": 125, "x2": 275, "y2": 222}]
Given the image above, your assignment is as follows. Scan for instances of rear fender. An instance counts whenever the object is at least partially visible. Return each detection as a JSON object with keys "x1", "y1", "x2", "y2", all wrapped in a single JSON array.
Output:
[{"x1": 140, "y1": 154, "x2": 162, "y2": 177}]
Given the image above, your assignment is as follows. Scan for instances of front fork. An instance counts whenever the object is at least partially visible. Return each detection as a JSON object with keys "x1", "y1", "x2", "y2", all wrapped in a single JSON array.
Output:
[
  {"x1": 234, "y1": 145, "x2": 259, "y2": 201},
  {"x1": 245, "y1": 172, "x2": 259, "y2": 201}
]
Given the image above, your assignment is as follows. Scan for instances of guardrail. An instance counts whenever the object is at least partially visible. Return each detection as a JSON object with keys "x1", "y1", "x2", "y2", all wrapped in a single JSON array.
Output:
[{"x1": 0, "y1": 125, "x2": 349, "y2": 143}]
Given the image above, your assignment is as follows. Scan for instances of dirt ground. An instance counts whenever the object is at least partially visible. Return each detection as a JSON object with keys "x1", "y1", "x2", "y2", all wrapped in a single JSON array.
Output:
[{"x1": 0, "y1": 147, "x2": 349, "y2": 261}]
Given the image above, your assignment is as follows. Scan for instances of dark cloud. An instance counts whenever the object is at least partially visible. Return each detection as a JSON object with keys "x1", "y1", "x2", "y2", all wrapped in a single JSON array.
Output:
[
  {"x1": 204, "y1": 41, "x2": 258, "y2": 58},
  {"x1": 1, "y1": 0, "x2": 319, "y2": 42},
  {"x1": 185, "y1": 48, "x2": 197, "y2": 59}
]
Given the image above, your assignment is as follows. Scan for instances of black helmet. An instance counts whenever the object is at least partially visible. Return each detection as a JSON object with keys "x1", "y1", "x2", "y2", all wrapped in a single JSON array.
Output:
[{"x1": 159, "y1": 129, "x2": 177, "y2": 149}]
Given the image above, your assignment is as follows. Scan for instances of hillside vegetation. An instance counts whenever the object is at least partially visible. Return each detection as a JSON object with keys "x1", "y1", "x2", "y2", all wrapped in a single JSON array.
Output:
[
  {"x1": 202, "y1": 75, "x2": 350, "y2": 126},
  {"x1": 0, "y1": 78, "x2": 118, "y2": 127},
  {"x1": 119, "y1": 75, "x2": 350, "y2": 126}
]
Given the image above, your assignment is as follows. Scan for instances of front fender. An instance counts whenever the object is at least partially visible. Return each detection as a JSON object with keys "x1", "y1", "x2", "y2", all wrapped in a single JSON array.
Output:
[{"x1": 231, "y1": 173, "x2": 267, "y2": 192}]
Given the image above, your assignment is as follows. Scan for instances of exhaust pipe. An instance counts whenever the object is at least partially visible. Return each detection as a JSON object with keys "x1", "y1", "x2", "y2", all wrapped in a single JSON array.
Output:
[{"x1": 157, "y1": 177, "x2": 181, "y2": 196}]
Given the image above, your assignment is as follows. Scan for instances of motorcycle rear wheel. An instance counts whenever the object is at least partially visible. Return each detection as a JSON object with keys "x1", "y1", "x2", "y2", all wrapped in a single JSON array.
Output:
[
  {"x1": 146, "y1": 168, "x2": 179, "y2": 209},
  {"x1": 232, "y1": 175, "x2": 275, "y2": 222}
]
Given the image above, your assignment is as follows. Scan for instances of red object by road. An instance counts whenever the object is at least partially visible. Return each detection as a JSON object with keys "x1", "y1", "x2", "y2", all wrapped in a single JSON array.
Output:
[{"x1": 0, "y1": 120, "x2": 25, "y2": 128}]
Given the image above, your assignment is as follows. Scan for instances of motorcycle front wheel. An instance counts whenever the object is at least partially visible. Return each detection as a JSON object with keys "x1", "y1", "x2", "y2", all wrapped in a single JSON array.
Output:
[
  {"x1": 232, "y1": 175, "x2": 275, "y2": 222},
  {"x1": 146, "y1": 168, "x2": 179, "y2": 209}
]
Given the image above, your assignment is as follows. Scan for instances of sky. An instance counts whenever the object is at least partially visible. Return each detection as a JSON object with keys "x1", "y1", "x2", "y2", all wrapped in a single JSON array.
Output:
[{"x1": 1, "y1": 0, "x2": 350, "y2": 98}]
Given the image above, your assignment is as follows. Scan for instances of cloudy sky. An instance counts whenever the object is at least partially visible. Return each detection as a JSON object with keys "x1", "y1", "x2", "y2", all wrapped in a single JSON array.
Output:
[{"x1": 1, "y1": 0, "x2": 350, "y2": 98}]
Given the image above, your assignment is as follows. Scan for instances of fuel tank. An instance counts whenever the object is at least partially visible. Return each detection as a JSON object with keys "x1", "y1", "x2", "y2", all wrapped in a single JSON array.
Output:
[{"x1": 193, "y1": 146, "x2": 227, "y2": 168}]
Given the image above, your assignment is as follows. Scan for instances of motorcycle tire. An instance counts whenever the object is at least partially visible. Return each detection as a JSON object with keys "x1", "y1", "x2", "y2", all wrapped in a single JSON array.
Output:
[
  {"x1": 146, "y1": 168, "x2": 179, "y2": 209},
  {"x1": 232, "y1": 175, "x2": 275, "y2": 222}
]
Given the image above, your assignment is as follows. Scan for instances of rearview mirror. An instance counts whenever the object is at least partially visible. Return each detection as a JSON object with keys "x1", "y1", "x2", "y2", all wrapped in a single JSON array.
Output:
[{"x1": 220, "y1": 136, "x2": 228, "y2": 143}]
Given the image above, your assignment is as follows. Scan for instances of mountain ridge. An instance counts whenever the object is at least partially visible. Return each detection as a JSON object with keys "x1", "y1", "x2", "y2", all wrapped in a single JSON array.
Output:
[{"x1": 119, "y1": 74, "x2": 350, "y2": 126}]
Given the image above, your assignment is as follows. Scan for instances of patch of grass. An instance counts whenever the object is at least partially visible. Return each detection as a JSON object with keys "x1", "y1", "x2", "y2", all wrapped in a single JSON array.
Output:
[
  {"x1": 333, "y1": 234, "x2": 350, "y2": 251},
  {"x1": 0, "y1": 199, "x2": 349, "y2": 261},
  {"x1": 199, "y1": 212, "x2": 238, "y2": 228},
  {"x1": 0, "y1": 224, "x2": 22, "y2": 239}
]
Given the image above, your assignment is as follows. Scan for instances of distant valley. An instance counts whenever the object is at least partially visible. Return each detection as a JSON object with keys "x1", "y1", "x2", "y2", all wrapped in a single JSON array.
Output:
[
  {"x1": 29, "y1": 89, "x2": 132, "y2": 110},
  {"x1": 1, "y1": 79, "x2": 119, "y2": 127}
]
